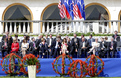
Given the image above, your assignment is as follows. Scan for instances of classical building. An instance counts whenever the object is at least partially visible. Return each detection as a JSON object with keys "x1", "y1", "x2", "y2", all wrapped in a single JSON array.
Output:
[{"x1": 0, "y1": 0, "x2": 120, "y2": 34}]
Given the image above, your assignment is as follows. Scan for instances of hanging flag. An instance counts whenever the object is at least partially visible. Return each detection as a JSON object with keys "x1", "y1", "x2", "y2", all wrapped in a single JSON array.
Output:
[
  {"x1": 77, "y1": 0, "x2": 85, "y2": 19},
  {"x1": 81, "y1": 0, "x2": 85, "y2": 19},
  {"x1": 64, "y1": 0, "x2": 70, "y2": 19},
  {"x1": 73, "y1": 0, "x2": 78, "y2": 18},
  {"x1": 58, "y1": 0, "x2": 66, "y2": 19},
  {"x1": 68, "y1": 0, "x2": 74, "y2": 20}
]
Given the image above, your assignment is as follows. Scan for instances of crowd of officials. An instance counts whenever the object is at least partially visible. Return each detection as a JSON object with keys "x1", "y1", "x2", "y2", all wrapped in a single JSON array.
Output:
[{"x1": 1, "y1": 31, "x2": 120, "y2": 58}]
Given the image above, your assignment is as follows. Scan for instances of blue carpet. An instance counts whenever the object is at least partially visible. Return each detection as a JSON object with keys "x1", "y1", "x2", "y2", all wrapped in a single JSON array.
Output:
[{"x1": 0, "y1": 58, "x2": 121, "y2": 77}]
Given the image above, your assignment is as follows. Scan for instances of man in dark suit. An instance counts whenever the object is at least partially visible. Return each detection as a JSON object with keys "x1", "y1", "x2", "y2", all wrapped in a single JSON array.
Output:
[
  {"x1": 67, "y1": 38, "x2": 72, "y2": 55},
  {"x1": 7, "y1": 35, "x2": 13, "y2": 54},
  {"x1": 47, "y1": 34, "x2": 53, "y2": 48},
  {"x1": 70, "y1": 34, "x2": 80, "y2": 57},
  {"x1": 51, "y1": 38, "x2": 61, "y2": 58},
  {"x1": 45, "y1": 34, "x2": 49, "y2": 42},
  {"x1": 108, "y1": 38, "x2": 117, "y2": 58},
  {"x1": 1, "y1": 31, "x2": 9, "y2": 42},
  {"x1": 112, "y1": 31, "x2": 120, "y2": 41},
  {"x1": 47, "y1": 34, "x2": 54, "y2": 56},
  {"x1": 88, "y1": 35, "x2": 95, "y2": 48},
  {"x1": 30, "y1": 37, "x2": 38, "y2": 56},
  {"x1": 36, "y1": 35, "x2": 43, "y2": 52},
  {"x1": 98, "y1": 38, "x2": 108, "y2": 58},
  {"x1": 80, "y1": 34, "x2": 87, "y2": 42},
  {"x1": 78, "y1": 38, "x2": 89, "y2": 58}
]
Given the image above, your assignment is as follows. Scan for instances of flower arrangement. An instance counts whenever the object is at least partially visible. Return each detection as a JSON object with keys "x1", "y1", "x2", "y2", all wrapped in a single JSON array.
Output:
[
  {"x1": 85, "y1": 55, "x2": 104, "y2": 77},
  {"x1": 23, "y1": 54, "x2": 39, "y2": 65},
  {"x1": 20, "y1": 54, "x2": 41, "y2": 75},
  {"x1": 0, "y1": 53, "x2": 22, "y2": 75},
  {"x1": 68, "y1": 60, "x2": 88, "y2": 78},
  {"x1": 52, "y1": 53, "x2": 74, "y2": 77}
]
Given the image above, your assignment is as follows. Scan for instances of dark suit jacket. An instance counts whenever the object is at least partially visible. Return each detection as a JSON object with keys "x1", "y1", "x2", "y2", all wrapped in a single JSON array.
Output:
[
  {"x1": 87, "y1": 38, "x2": 95, "y2": 46},
  {"x1": 7, "y1": 38, "x2": 13, "y2": 50},
  {"x1": 30, "y1": 41, "x2": 36, "y2": 51},
  {"x1": 112, "y1": 34, "x2": 120, "y2": 41},
  {"x1": 78, "y1": 41, "x2": 89, "y2": 49},
  {"x1": 36, "y1": 39, "x2": 41, "y2": 49},
  {"x1": 1, "y1": 35, "x2": 7, "y2": 42},
  {"x1": 45, "y1": 38, "x2": 49, "y2": 42},
  {"x1": 46, "y1": 38, "x2": 54, "y2": 47},
  {"x1": 39, "y1": 43, "x2": 48, "y2": 50},
  {"x1": 100, "y1": 41, "x2": 107, "y2": 49},
  {"x1": 1, "y1": 41, "x2": 8, "y2": 50},
  {"x1": 108, "y1": 41, "x2": 117, "y2": 51},
  {"x1": 52, "y1": 41, "x2": 61, "y2": 50},
  {"x1": 71, "y1": 38, "x2": 80, "y2": 49},
  {"x1": 67, "y1": 41, "x2": 72, "y2": 52}
]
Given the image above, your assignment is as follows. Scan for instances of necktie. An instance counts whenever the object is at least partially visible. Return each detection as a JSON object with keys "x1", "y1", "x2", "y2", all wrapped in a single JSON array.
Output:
[
  {"x1": 33, "y1": 42, "x2": 35, "y2": 47},
  {"x1": 111, "y1": 42, "x2": 113, "y2": 48},
  {"x1": 4, "y1": 42, "x2": 7, "y2": 49},
  {"x1": 115, "y1": 35, "x2": 117, "y2": 39}
]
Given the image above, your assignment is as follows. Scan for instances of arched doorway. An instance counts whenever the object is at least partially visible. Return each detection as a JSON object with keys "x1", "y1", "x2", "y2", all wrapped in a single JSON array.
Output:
[
  {"x1": 40, "y1": 3, "x2": 67, "y2": 33},
  {"x1": 2, "y1": 3, "x2": 33, "y2": 33},
  {"x1": 118, "y1": 11, "x2": 121, "y2": 32},
  {"x1": 85, "y1": 3, "x2": 111, "y2": 33}
]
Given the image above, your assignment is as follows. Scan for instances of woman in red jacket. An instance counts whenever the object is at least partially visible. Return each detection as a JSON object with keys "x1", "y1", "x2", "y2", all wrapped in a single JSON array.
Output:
[{"x1": 11, "y1": 38, "x2": 19, "y2": 53}]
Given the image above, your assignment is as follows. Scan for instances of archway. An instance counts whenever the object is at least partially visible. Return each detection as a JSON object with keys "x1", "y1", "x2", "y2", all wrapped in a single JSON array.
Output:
[
  {"x1": 40, "y1": 3, "x2": 67, "y2": 33},
  {"x1": 2, "y1": 3, "x2": 33, "y2": 33},
  {"x1": 85, "y1": 3, "x2": 111, "y2": 33},
  {"x1": 85, "y1": 3, "x2": 110, "y2": 20}
]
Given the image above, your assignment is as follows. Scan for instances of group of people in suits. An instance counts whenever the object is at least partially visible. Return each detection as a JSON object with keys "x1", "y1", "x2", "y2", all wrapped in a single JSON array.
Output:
[{"x1": 1, "y1": 30, "x2": 120, "y2": 58}]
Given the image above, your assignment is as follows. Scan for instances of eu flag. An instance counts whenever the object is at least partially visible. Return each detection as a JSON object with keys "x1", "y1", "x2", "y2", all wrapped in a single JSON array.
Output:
[{"x1": 68, "y1": 0, "x2": 74, "y2": 20}]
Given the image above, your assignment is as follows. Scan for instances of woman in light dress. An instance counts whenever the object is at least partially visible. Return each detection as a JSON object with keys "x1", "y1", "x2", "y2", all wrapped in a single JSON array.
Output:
[
  {"x1": 61, "y1": 38, "x2": 68, "y2": 54},
  {"x1": 21, "y1": 39, "x2": 29, "y2": 57},
  {"x1": 88, "y1": 38, "x2": 100, "y2": 55}
]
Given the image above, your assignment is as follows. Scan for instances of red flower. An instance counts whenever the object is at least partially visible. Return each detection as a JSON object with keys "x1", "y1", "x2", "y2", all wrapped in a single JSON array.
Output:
[
  {"x1": 52, "y1": 63, "x2": 54, "y2": 65},
  {"x1": 37, "y1": 55, "x2": 39, "y2": 58},
  {"x1": 62, "y1": 63, "x2": 64, "y2": 66},
  {"x1": 5, "y1": 72, "x2": 7, "y2": 74},
  {"x1": 1, "y1": 60, "x2": 3, "y2": 63},
  {"x1": 2, "y1": 69, "x2": 4, "y2": 71},
  {"x1": 53, "y1": 60, "x2": 56, "y2": 63}
]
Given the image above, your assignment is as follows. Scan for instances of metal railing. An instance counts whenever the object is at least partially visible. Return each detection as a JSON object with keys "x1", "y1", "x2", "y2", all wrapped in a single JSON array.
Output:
[{"x1": 0, "y1": 20, "x2": 121, "y2": 34}]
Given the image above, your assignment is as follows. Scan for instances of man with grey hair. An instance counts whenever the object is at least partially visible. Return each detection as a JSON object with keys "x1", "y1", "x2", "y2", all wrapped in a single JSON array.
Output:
[
  {"x1": 108, "y1": 38, "x2": 117, "y2": 58},
  {"x1": 70, "y1": 33, "x2": 80, "y2": 57},
  {"x1": 78, "y1": 37, "x2": 89, "y2": 58},
  {"x1": 51, "y1": 38, "x2": 61, "y2": 58}
]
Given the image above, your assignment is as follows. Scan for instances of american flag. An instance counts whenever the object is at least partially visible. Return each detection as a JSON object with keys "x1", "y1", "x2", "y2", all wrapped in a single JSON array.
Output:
[
  {"x1": 73, "y1": 0, "x2": 78, "y2": 18},
  {"x1": 58, "y1": 0, "x2": 66, "y2": 19}
]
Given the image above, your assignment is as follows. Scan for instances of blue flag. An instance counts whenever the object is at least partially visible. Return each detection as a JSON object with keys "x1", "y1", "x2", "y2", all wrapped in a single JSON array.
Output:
[
  {"x1": 77, "y1": 0, "x2": 85, "y2": 20},
  {"x1": 68, "y1": 0, "x2": 74, "y2": 20}
]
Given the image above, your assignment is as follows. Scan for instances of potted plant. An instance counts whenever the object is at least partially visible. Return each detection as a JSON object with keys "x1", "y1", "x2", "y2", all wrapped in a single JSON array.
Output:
[{"x1": 22, "y1": 54, "x2": 39, "y2": 78}]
